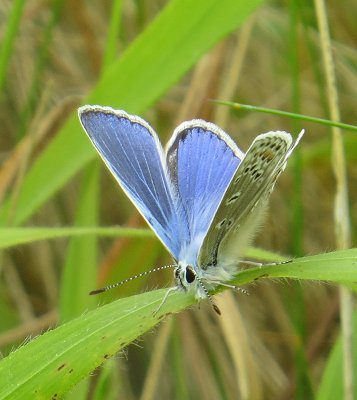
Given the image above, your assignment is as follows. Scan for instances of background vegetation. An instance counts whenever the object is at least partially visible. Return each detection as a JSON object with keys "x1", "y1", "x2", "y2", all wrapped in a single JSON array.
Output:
[{"x1": 0, "y1": 0, "x2": 356, "y2": 399}]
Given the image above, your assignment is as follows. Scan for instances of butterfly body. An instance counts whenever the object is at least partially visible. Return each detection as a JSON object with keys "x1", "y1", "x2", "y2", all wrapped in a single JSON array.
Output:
[{"x1": 79, "y1": 106, "x2": 304, "y2": 304}]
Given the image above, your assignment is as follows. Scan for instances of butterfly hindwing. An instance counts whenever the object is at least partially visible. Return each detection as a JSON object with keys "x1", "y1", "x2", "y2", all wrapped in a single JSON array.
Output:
[
  {"x1": 78, "y1": 106, "x2": 185, "y2": 259},
  {"x1": 198, "y1": 130, "x2": 304, "y2": 269}
]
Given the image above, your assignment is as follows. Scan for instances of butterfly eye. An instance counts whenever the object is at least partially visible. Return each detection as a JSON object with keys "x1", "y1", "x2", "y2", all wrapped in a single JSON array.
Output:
[{"x1": 185, "y1": 266, "x2": 196, "y2": 283}]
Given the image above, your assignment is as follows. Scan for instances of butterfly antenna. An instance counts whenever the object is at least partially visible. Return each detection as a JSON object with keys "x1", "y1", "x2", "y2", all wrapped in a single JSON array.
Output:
[
  {"x1": 196, "y1": 277, "x2": 221, "y2": 315},
  {"x1": 89, "y1": 264, "x2": 176, "y2": 295}
]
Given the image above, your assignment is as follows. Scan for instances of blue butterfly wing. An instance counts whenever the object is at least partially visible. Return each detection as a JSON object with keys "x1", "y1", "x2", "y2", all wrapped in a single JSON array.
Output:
[
  {"x1": 79, "y1": 105, "x2": 185, "y2": 259},
  {"x1": 166, "y1": 120, "x2": 243, "y2": 261}
]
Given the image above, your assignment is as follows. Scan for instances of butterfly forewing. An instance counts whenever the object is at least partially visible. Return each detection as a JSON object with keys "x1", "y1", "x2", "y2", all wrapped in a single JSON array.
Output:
[
  {"x1": 78, "y1": 106, "x2": 186, "y2": 260},
  {"x1": 166, "y1": 121, "x2": 244, "y2": 259},
  {"x1": 198, "y1": 130, "x2": 303, "y2": 269}
]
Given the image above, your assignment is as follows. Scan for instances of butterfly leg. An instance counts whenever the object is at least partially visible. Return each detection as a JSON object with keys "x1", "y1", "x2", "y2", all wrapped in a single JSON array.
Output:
[
  {"x1": 261, "y1": 259, "x2": 293, "y2": 266},
  {"x1": 238, "y1": 259, "x2": 293, "y2": 268},
  {"x1": 220, "y1": 282, "x2": 249, "y2": 295},
  {"x1": 153, "y1": 286, "x2": 179, "y2": 315},
  {"x1": 237, "y1": 260, "x2": 263, "y2": 267},
  {"x1": 205, "y1": 280, "x2": 249, "y2": 295}
]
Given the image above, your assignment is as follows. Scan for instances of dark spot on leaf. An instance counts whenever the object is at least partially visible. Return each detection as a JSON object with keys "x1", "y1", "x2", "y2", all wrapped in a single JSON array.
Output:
[
  {"x1": 213, "y1": 304, "x2": 221, "y2": 315},
  {"x1": 57, "y1": 364, "x2": 66, "y2": 371},
  {"x1": 254, "y1": 273, "x2": 269, "y2": 281}
]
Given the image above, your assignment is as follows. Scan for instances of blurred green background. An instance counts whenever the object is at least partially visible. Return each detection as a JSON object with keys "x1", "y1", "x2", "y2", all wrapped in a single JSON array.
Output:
[{"x1": 0, "y1": 0, "x2": 356, "y2": 399}]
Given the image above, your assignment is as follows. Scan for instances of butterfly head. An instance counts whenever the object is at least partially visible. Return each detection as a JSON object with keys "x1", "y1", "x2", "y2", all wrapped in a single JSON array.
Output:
[
  {"x1": 174, "y1": 263, "x2": 196, "y2": 291},
  {"x1": 173, "y1": 262, "x2": 222, "y2": 314},
  {"x1": 174, "y1": 262, "x2": 213, "y2": 301}
]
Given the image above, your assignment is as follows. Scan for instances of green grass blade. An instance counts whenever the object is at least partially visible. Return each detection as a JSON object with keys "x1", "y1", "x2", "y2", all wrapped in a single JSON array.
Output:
[
  {"x1": 0, "y1": 226, "x2": 153, "y2": 249},
  {"x1": 214, "y1": 101, "x2": 357, "y2": 132},
  {"x1": 0, "y1": 0, "x2": 262, "y2": 226},
  {"x1": 232, "y1": 249, "x2": 357, "y2": 285},
  {"x1": 0, "y1": 289, "x2": 193, "y2": 400},
  {"x1": 2, "y1": 226, "x2": 355, "y2": 284},
  {"x1": 102, "y1": 0, "x2": 123, "y2": 69},
  {"x1": 0, "y1": 0, "x2": 26, "y2": 92},
  {"x1": 316, "y1": 312, "x2": 357, "y2": 399}
]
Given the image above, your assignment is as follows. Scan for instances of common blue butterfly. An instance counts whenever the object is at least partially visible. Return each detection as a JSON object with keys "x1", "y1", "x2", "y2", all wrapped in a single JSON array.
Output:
[{"x1": 78, "y1": 106, "x2": 304, "y2": 312}]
